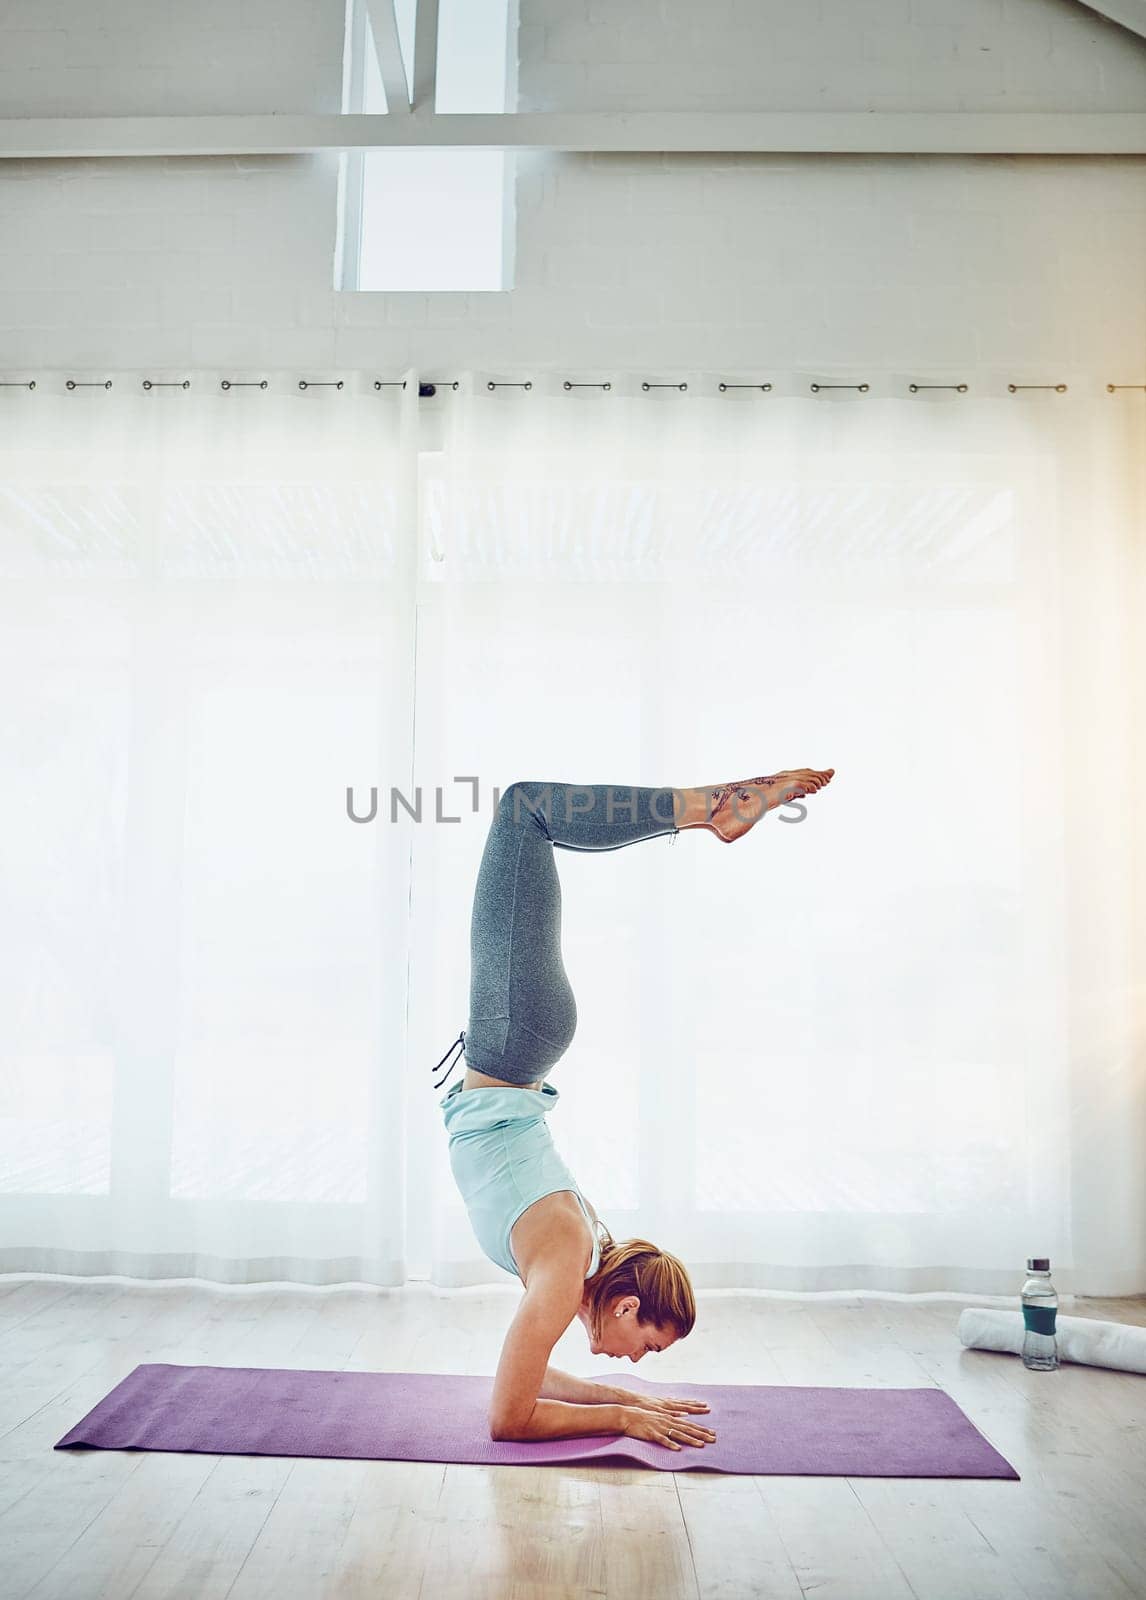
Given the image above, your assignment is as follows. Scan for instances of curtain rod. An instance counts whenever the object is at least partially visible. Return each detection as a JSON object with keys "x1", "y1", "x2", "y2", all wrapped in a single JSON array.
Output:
[{"x1": 1, "y1": 375, "x2": 1145, "y2": 396}]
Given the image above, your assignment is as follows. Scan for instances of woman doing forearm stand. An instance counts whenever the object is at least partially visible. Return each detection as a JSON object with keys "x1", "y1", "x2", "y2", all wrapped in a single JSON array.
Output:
[{"x1": 435, "y1": 768, "x2": 835, "y2": 1450}]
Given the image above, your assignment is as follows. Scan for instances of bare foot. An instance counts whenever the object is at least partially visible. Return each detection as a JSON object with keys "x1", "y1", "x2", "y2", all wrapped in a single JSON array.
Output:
[{"x1": 678, "y1": 768, "x2": 835, "y2": 842}]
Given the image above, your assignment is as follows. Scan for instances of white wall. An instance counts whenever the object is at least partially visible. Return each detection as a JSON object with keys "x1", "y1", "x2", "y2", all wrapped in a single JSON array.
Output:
[{"x1": 0, "y1": 0, "x2": 1143, "y2": 375}]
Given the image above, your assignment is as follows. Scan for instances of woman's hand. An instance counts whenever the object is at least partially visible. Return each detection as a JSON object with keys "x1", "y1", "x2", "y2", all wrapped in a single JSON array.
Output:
[
  {"x1": 619, "y1": 1405, "x2": 716, "y2": 1451},
  {"x1": 612, "y1": 1389, "x2": 711, "y2": 1420}
]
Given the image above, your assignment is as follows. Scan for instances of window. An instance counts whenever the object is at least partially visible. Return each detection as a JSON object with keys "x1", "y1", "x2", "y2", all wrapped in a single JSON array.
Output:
[{"x1": 338, "y1": 0, "x2": 515, "y2": 292}]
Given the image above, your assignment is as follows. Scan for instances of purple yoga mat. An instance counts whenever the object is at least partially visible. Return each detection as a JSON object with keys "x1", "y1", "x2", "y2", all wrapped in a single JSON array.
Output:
[{"x1": 54, "y1": 1364, "x2": 1018, "y2": 1478}]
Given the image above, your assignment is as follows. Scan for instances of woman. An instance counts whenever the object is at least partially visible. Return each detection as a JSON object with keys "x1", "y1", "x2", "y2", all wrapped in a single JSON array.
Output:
[{"x1": 436, "y1": 769, "x2": 835, "y2": 1451}]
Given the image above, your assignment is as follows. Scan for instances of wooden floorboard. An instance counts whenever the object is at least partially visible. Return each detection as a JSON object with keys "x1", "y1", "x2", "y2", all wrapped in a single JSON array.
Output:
[{"x1": 0, "y1": 1282, "x2": 1142, "y2": 1600}]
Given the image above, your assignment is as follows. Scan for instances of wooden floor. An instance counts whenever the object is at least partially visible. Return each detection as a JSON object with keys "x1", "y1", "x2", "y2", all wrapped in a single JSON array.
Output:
[{"x1": 1, "y1": 1280, "x2": 1145, "y2": 1600}]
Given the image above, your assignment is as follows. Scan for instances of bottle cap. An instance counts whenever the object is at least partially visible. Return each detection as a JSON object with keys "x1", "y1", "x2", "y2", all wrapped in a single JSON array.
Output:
[{"x1": 1026, "y1": 1257, "x2": 1050, "y2": 1271}]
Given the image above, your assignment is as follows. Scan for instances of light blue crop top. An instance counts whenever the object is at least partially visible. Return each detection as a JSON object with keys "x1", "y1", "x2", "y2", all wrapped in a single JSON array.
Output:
[{"x1": 440, "y1": 1079, "x2": 603, "y2": 1280}]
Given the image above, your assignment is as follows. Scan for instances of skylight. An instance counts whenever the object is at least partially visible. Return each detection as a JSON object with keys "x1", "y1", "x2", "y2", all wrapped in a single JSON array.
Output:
[{"x1": 340, "y1": 0, "x2": 515, "y2": 292}]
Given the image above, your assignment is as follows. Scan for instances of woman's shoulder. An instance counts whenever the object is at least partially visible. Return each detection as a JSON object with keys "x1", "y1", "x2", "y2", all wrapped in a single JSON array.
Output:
[{"x1": 511, "y1": 1191, "x2": 597, "y2": 1284}]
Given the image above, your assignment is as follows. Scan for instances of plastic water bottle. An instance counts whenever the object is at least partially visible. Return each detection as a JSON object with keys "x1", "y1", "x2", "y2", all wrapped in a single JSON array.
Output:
[{"x1": 1021, "y1": 1257, "x2": 1059, "y2": 1371}]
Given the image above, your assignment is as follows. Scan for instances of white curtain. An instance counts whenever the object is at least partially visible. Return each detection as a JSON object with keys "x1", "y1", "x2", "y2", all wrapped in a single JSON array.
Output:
[
  {"x1": 414, "y1": 372, "x2": 1145, "y2": 1298},
  {"x1": 0, "y1": 372, "x2": 419, "y2": 1284},
  {"x1": 1, "y1": 369, "x2": 1143, "y2": 1296}
]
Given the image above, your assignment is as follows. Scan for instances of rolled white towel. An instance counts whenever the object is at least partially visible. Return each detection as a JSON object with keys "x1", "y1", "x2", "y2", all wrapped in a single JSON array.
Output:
[{"x1": 957, "y1": 1306, "x2": 1146, "y2": 1376}]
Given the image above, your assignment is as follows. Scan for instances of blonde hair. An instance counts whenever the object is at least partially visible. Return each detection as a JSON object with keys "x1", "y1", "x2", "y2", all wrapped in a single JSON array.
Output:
[{"x1": 584, "y1": 1225, "x2": 696, "y2": 1343}]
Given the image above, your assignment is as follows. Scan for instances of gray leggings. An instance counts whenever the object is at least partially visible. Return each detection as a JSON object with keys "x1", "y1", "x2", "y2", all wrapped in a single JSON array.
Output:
[{"x1": 461, "y1": 781, "x2": 681, "y2": 1086}]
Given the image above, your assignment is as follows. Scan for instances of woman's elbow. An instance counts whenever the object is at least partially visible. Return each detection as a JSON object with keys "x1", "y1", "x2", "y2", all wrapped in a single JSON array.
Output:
[{"x1": 488, "y1": 1409, "x2": 531, "y2": 1443}]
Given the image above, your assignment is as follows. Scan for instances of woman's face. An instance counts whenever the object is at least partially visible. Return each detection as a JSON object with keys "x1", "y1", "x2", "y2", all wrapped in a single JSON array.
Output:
[{"x1": 588, "y1": 1295, "x2": 676, "y2": 1362}]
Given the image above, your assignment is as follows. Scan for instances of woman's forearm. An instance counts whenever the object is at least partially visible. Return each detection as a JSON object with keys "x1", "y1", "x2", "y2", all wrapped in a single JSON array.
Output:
[
  {"x1": 504, "y1": 1399, "x2": 625, "y2": 1442},
  {"x1": 538, "y1": 1364, "x2": 624, "y2": 1405}
]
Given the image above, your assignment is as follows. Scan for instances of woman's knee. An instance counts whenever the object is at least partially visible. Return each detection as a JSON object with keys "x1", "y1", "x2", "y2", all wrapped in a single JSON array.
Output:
[{"x1": 500, "y1": 780, "x2": 552, "y2": 832}]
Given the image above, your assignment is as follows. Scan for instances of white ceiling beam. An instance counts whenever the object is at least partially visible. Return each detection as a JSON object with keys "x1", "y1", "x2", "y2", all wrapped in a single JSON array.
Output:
[
  {"x1": 1070, "y1": 0, "x2": 1146, "y2": 41},
  {"x1": 411, "y1": 0, "x2": 440, "y2": 114},
  {"x1": 363, "y1": 0, "x2": 410, "y2": 114},
  {"x1": 1, "y1": 112, "x2": 1144, "y2": 159}
]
